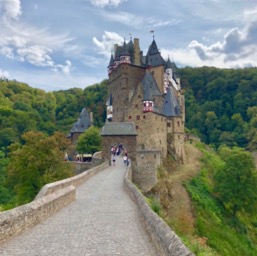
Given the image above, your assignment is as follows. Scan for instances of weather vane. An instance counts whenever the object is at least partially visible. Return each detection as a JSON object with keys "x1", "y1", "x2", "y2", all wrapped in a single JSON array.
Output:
[{"x1": 150, "y1": 30, "x2": 155, "y2": 39}]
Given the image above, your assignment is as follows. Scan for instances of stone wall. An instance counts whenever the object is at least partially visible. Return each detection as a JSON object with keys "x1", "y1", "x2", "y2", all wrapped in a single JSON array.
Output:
[
  {"x1": 124, "y1": 166, "x2": 194, "y2": 256},
  {"x1": 0, "y1": 186, "x2": 75, "y2": 244},
  {"x1": 35, "y1": 161, "x2": 109, "y2": 199},
  {"x1": 71, "y1": 156, "x2": 104, "y2": 175},
  {"x1": 0, "y1": 161, "x2": 108, "y2": 244},
  {"x1": 129, "y1": 96, "x2": 167, "y2": 159},
  {"x1": 133, "y1": 149, "x2": 160, "y2": 192}
]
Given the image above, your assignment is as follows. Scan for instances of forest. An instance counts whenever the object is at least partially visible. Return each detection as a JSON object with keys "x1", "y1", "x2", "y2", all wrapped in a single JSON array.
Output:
[{"x1": 179, "y1": 66, "x2": 257, "y2": 150}]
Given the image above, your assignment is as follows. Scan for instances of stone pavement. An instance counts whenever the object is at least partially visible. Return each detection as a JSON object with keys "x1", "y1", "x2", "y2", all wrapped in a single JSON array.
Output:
[{"x1": 0, "y1": 156, "x2": 159, "y2": 256}]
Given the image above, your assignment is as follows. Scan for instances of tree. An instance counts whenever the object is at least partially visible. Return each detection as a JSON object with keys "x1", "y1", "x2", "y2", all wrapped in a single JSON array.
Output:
[
  {"x1": 7, "y1": 131, "x2": 73, "y2": 205},
  {"x1": 76, "y1": 126, "x2": 102, "y2": 154},
  {"x1": 214, "y1": 147, "x2": 257, "y2": 216}
]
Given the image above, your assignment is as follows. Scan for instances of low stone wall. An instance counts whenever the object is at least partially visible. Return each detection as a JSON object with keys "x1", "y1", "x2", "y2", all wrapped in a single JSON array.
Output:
[
  {"x1": 35, "y1": 161, "x2": 109, "y2": 199},
  {"x1": 0, "y1": 185, "x2": 75, "y2": 244},
  {"x1": 71, "y1": 155, "x2": 104, "y2": 175},
  {"x1": 0, "y1": 161, "x2": 108, "y2": 245},
  {"x1": 124, "y1": 166, "x2": 194, "y2": 256}
]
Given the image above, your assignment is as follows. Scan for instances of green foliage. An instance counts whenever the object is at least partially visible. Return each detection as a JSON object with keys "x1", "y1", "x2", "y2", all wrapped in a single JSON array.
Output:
[
  {"x1": 76, "y1": 126, "x2": 102, "y2": 154},
  {"x1": 180, "y1": 67, "x2": 257, "y2": 148},
  {"x1": 0, "y1": 149, "x2": 12, "y2": 206},
  {"x1": 214, "y1": 147, "x2": 257, "y2": 216},
  {"x1": 0, "y1": 78, "x2": 108, "y2": 209},
  {"x1": 146, "y1": 196, "x2": 162, "y2": 216},
  {"x1": 185, "y1": 143, "x2": 257, "y2": 255},
  {"x1": 6, "y1": 131, "x2": 73, "y2": 206}
]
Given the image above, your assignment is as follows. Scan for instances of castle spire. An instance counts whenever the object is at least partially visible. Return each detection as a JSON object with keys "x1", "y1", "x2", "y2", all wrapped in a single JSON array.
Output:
[
  {"x1": 107, "y1": 54, "x2": 115, "y2": 74},
  {"x1": 120, "y1": 39, "x2": 131, "y2": 64}
]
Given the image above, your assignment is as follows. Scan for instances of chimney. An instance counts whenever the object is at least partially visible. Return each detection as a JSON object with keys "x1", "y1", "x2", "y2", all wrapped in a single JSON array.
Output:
[{"x1": 133, "y1": 38, "x2": 141, "y2": 66}]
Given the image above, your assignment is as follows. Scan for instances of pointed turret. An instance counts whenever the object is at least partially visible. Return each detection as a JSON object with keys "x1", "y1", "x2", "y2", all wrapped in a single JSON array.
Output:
[
  {"x1": 108, "y1": 54, "x2": 114, "y2": 74},
  {"x1": 145, "y1": 39, "x2": 165, "y2": 67},
  {"x1": 127, "y1": 38, "x2": 134, "y2": 64},
  {"x1": 142, "y1": 72, "x2": 162, "y2": 113},
  {"x1": 120, "y1": 40, "x2": 131, "y2": 64},
  {"x1": 70, "y1": 108, "x2": 92, "y2": 133}
]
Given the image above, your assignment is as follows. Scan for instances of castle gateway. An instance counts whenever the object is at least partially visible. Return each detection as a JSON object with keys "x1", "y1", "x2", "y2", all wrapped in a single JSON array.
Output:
[{"x1": 101, "y1": 36, "x2": 185, "y2": 191}]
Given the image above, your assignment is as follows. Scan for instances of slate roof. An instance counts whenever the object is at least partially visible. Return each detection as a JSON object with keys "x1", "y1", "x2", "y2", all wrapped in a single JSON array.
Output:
[
  {"x1": 114, "y1": 45, "x2": 123, "y2": 61},
  {"x1": 101, "y1": 122, "x2": 137, "y2": 136},
  {"x1": 162, "y1": 86, "x2": 180, "y2": 117},
  {"x1": 145, "y1": 40, "x2": 165, "y2": 67},
  {"x1": 166, "y1": 57, "x2": 178, "y2": 81},
  {"x1": 121, "y1": 40, "x2": 129, "y2": 56},
  {"x1": 108, "y1": 54, "x2": 114, "y2": 67},
  {"x1": 142, "y1": 72, "x2": 162, "y2": 101},
  {"x1": 70, "y1": 108, "x2": 92, "y2": 133}
]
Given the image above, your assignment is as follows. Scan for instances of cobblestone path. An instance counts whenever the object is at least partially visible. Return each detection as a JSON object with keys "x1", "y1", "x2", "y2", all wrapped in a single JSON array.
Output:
[{"x1": 0, "y1": 157, "x2": 159, "y2": 256}]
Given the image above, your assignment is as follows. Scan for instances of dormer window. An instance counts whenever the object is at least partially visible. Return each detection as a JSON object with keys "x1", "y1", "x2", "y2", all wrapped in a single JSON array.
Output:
[{"x1": 143, "y1": 100, "x2": 153, "y2": 113}]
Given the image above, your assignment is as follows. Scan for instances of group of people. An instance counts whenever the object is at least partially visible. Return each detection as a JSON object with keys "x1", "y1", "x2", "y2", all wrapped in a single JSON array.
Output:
[{"x1": 111, "y1": 144, "x2": 129, "y2": 166}]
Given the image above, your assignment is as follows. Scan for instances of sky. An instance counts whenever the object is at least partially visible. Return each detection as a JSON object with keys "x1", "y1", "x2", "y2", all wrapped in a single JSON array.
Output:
[{"x1": 1, "y1": 0, "x2": 257, "y2": 91}]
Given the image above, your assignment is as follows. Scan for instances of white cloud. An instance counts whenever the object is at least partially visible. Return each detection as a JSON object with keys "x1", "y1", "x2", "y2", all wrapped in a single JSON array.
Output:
[
  {"x1": 93, "y1": 31, "x2": 124, "y2": 57},
  {"x1": 89, "y1": 0, "x2": 127, "y2": 8},
  {"x1": 243, "y1": 6, "x2": 257, "y2": 23},
  {"x1": 0, "y1": 46, "x2": 14, "y2": 59},
  {"x1": 0, "y1": 0, "x2": 76, "y2": 76},
  {"x1": 188, "y1": 20, "x2": 257, "y2": 68},
  {"x1": 17, "y1": 45, "x2": 53, "y2": 67},
  {"x1": 0, "y1": 0, "x2": 22, "y2": 20},
  {"x1": 0, "y1": 69, "x2": 9, "y2": 78}
]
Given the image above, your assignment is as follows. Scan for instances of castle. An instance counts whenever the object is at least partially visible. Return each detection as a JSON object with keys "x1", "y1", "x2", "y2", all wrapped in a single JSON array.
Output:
[{"x1": 101, "y1": 36, "x2": 185, "y2": 191}]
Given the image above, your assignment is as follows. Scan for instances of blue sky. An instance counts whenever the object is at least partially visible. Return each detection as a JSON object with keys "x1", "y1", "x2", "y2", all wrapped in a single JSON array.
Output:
[{"x1": 1, "y1": 0, "x2": 257, "y2": 91}]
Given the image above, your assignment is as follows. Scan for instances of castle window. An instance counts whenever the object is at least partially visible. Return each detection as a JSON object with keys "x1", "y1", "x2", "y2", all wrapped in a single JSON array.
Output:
[
  {"x1": 178, "y1": 135, "x2": 180, "y2": 139},
  {"x1": 135, "y1": 104, "x2": 138, "y2": 109},
  {"x1": 138, "y1": 95, "x2": 141, "y2": 99},
  {"x1": 143, "y1": 115, "x2": 146, "y2": 119},
  {"x1": 177, "y1": 121, "x2": 180, "y2": 127},
  {"x1": 137, "y1": 115, "x2": 140, "y2": 120},
  {"x1": 129, "y1": 116, "x2": 132, "y2": 119},
  {"x1": 160, "y1": 140, "x2": 161, "y2": 145},
  {"x1": 167, "y1": 122, "x2": 171, "y2": 127},
  {"x1": 136, "y1": 125, "x2": 139, "y2": 129}
]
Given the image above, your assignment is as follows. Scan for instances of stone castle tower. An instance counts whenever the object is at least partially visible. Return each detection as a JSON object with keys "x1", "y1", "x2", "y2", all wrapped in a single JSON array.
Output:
[{"x1": 102, "y1": 36, "x2": 185, "y2": 191}]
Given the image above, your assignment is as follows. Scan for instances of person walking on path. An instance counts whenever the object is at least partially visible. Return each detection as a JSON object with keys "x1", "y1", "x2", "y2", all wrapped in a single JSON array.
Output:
[
  {"x1": 112, "y1": 156, "x2": 116, "y2": 165},
  {"x1": 123, "y1": 155, "x2": 128, "y2": 165}
]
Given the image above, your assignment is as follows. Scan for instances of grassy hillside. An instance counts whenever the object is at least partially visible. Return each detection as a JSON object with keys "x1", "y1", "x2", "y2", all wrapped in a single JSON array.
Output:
[{"x1": 147, "y1": 141, "x2": 257, "y2": 255}]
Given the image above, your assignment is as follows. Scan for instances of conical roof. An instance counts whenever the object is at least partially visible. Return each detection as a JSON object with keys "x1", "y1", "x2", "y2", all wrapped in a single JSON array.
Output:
[
  {"x1": 146, "y1": 39, "x2": 165, "y2": 67},
  {"x1": 108, "y1": 54, "x2": 114, "y2": 67},
  {"x1": 162, "y1": 86, "x2": 180, "y2": 117},
  {"x1": 121, "y1": 40, "x2": 129, "y2": 56},
  {"x1": 142, "y1": 72, "x2": 162, "y2": 101},
  {"x1": 70, "y1": 108, "x2": 92, "y2": 133}
]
